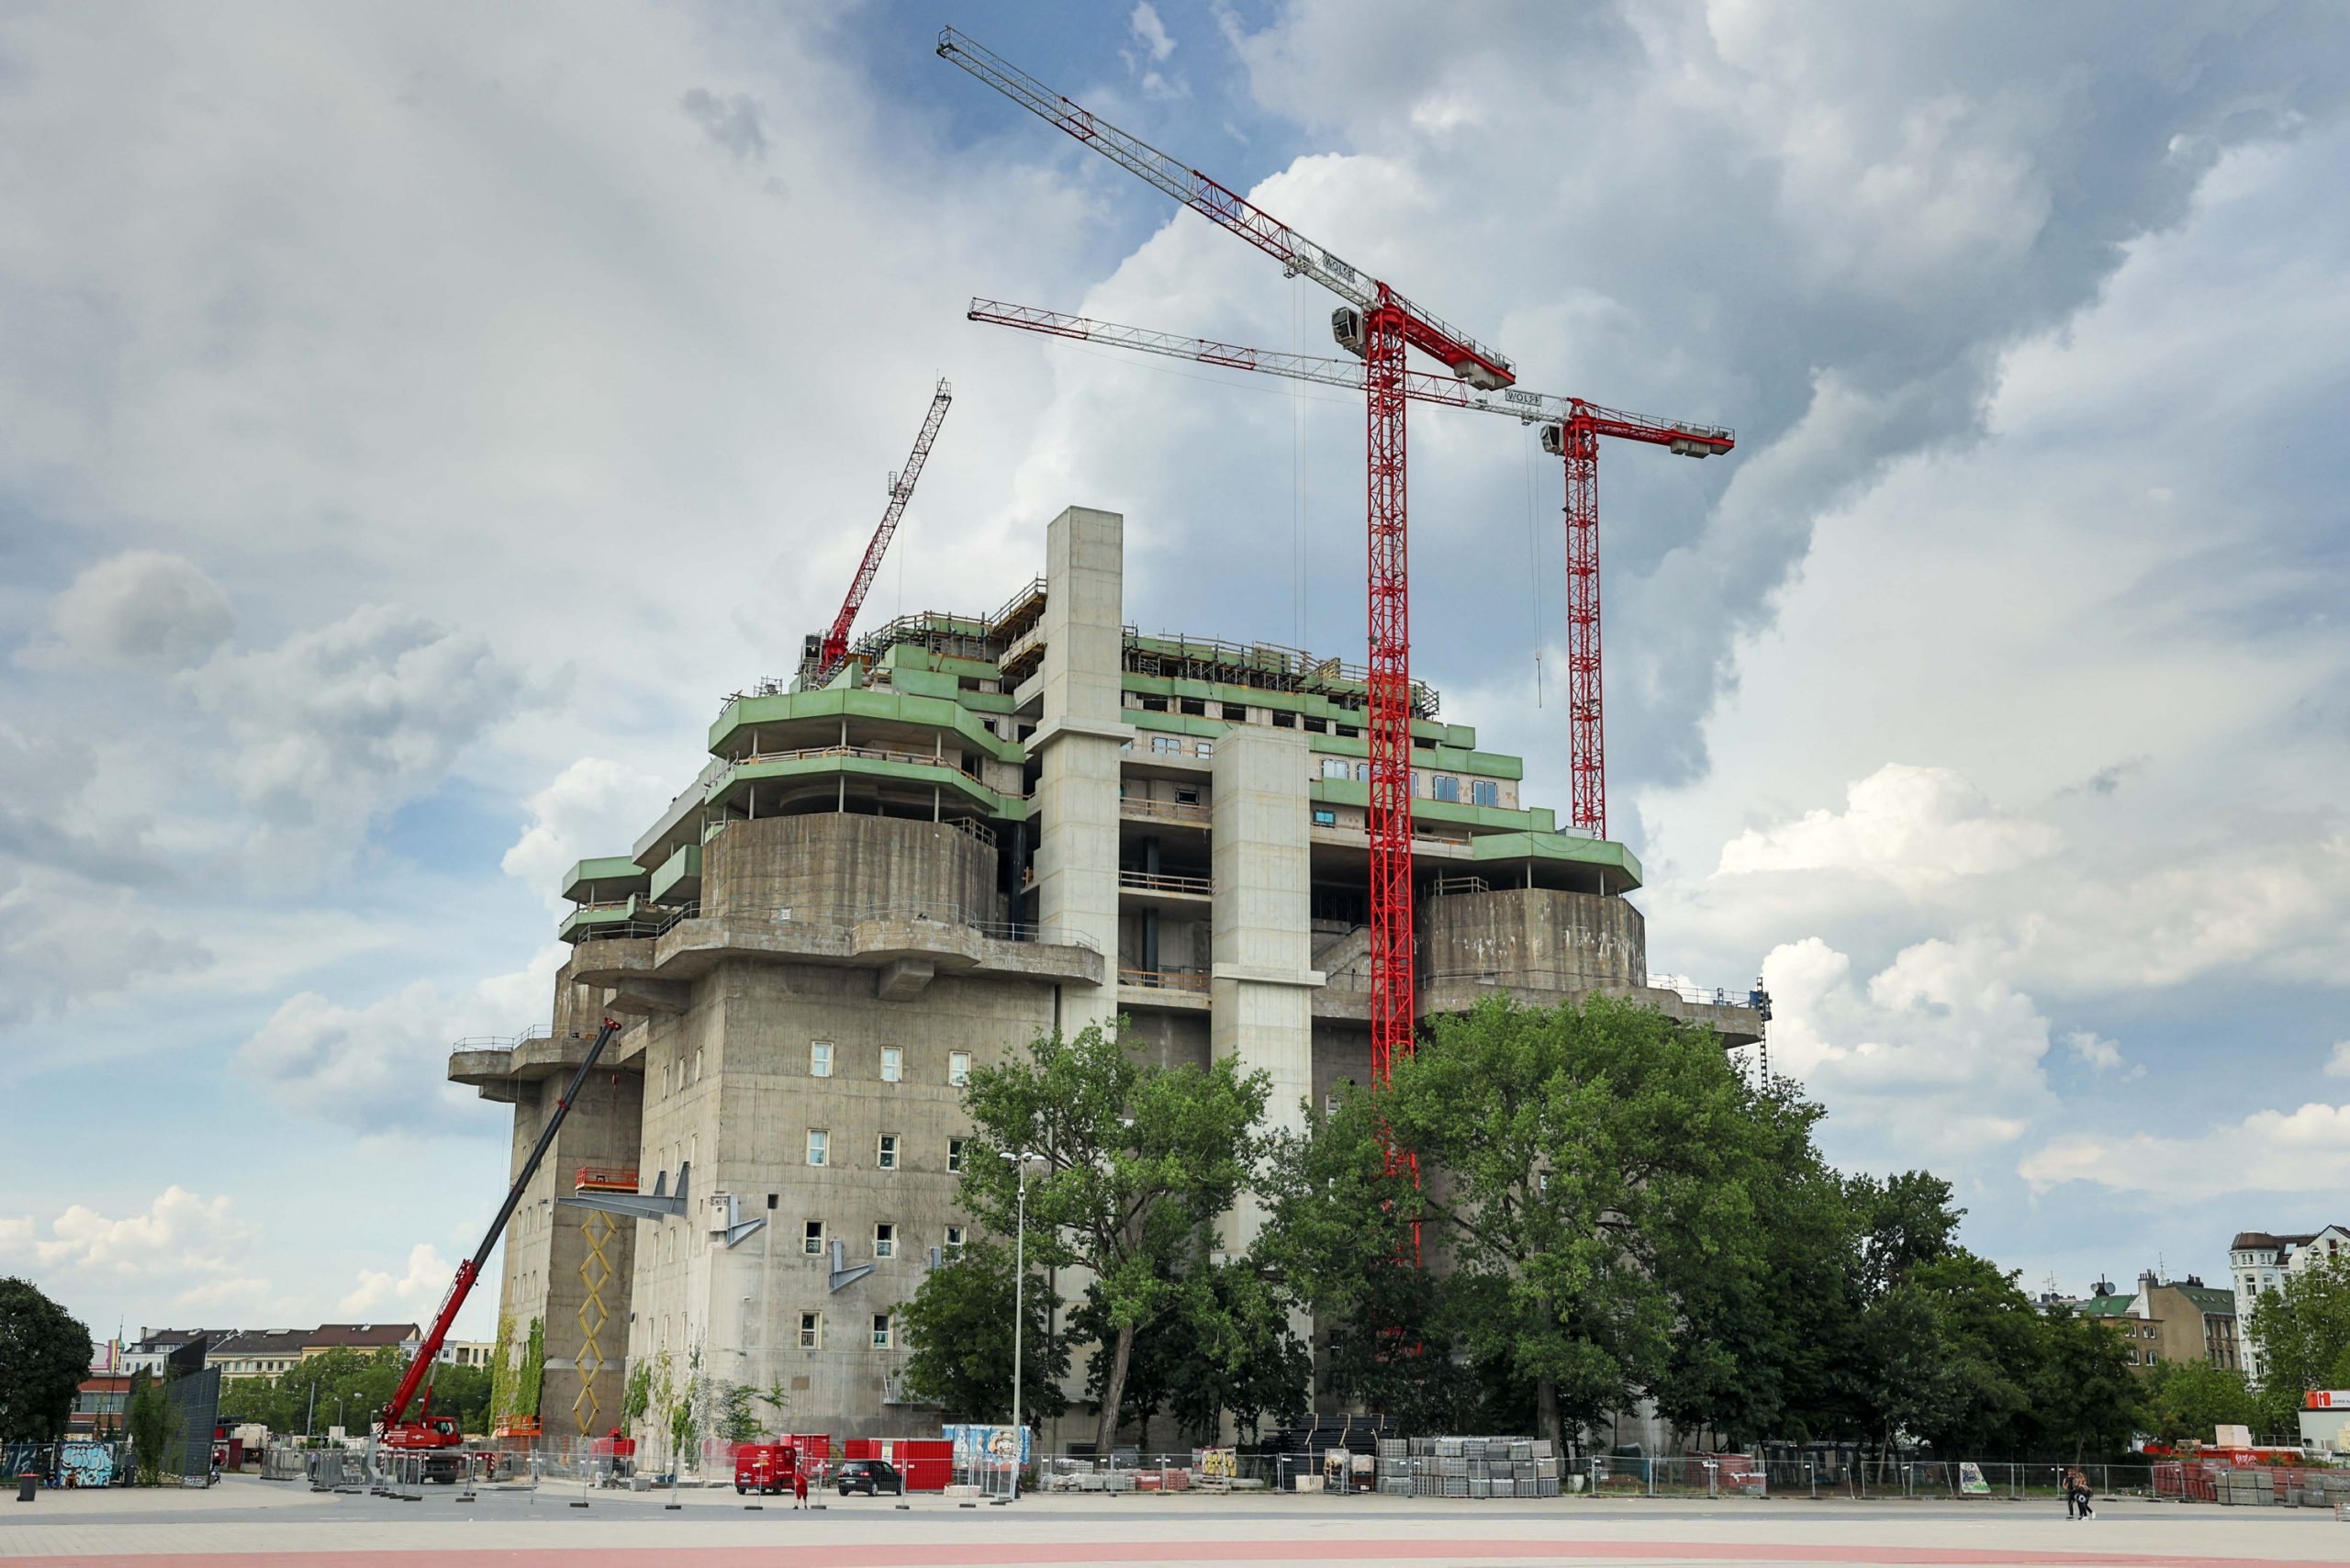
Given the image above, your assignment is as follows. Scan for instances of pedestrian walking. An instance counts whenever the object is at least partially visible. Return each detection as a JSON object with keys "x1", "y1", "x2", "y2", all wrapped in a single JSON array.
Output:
[
  {"x1": 792, "y1": 1462, "x2": 809, "y2": 1510},
  {"x1": 2067, "y1": 1467, "x2": 2094, "y2": 1520}
]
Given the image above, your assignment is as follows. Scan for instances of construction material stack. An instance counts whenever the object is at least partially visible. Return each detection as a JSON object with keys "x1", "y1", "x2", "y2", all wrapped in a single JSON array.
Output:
[{"x1": 1382, "y1": 1435, "x2": 1560, "y2": 1499}]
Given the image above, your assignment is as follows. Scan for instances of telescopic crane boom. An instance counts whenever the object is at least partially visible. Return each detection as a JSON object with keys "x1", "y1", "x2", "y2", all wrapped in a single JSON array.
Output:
[
  {"x1": 378, "y1": 1014, "x2": 622, "y2": 1440},
  {"x1": 801, "y1": 379, "x2": 954, "y2": 689},
  {"x1": 965, "y1": 301, "x2": 1735, "y2": 840},
  {"x1": 942, "y1": 28, "x2": 1515, "y2": 1096}
]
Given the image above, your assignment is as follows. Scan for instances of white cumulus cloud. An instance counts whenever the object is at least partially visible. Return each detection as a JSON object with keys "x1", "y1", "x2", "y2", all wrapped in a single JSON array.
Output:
[
  {"x1": 2020, "y1": 1101, "x2": 2350, "y2": 1200},
  {"x1": 501, "y1": 756, "x2": 672, "y2": 911},
  {"x1": 340, "y1": 1242, "x2": 457, "y2": 1319},
  {"x1": 0, "y1": 1186, "x2": 266, "y2": 1309},
  {"x1": 1761, "y1": 934, "x2": 2059, "y2": 1165},
  {"x1": 1718, "y1": 763, "x2": 2060, "y2": 890}
]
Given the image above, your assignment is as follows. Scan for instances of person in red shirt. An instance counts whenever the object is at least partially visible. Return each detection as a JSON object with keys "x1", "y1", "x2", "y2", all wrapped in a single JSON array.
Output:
[{"x1": 792, "y1": 1462, "x2": 809, "y2": 1510}]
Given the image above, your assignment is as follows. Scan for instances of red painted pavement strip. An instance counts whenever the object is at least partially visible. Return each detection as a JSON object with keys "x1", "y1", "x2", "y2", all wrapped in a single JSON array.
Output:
[{"x1": 0, "y1": 1540, "x2": 2337, "y2": 1568}]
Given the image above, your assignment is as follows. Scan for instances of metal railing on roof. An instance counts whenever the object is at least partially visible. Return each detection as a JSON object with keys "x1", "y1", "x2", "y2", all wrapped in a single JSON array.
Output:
[
  {"x1": 449, "y1": 1025, "x2": 554, "y2": 1052},
  {"x1": 1121, "y1": 626, "x2": 1440, "y2": 719},
  {"x1": 721, "y1": 743, "x2": 1002, "y2": 798}
]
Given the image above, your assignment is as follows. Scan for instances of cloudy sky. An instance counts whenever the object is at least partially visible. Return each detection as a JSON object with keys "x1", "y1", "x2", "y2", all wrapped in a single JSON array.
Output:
[{"x1": 3, "y1": 0, "x2": 2346, "y2": 1346}]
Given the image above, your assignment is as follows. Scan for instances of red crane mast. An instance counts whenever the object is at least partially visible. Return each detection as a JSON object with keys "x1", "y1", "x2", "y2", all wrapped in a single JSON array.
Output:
[
  {"x1": 965, "y1": 301, "x2": 1734, "y2": 839},
  {"x1": 804, "y1": 379, "x2": 953, "y2": 689},
  {"x1": 941, "y1": 30, "x2": 1516, "y2": 1094}
]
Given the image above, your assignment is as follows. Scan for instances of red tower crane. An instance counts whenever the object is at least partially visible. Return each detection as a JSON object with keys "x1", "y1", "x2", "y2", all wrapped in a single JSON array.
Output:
[
  {"x1": 940, "y1": 29, "x2": 1515, "y2": 1092},
  {"x1": 800, "y1": 378, "x2": 954, "y2": 689},
  {"x1": 964, "y1": 301, "x2": 1735, "y2": 840}
]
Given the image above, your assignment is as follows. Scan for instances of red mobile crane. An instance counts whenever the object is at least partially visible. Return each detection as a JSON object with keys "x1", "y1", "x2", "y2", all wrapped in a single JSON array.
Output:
[
  {"x1": 374, "y1": 1015, "x2": 622, "y2": 1479},
  {"x1": 960, "y1": 302, "x2": 1735, "y2": 840},
  {"x1": 939, "y1": 28, "x2": 1514, "y2": 1096},
  {"x1": 799, "y1": 378, "x2": 954, "y2": 689}
]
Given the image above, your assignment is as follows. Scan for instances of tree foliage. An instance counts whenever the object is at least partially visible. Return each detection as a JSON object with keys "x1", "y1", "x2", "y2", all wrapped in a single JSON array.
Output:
[
  {"x1": 2139, "y1": 1357, "x2": 2258, "y2": 1444},
  {"x1": 125, "y1": 1372, "x2": 171, "y2": 1484},
  {"x1": 898, "y1": 1238, "x2": 1069, "y2": 1425},
  {"x1": 213, "y1": 1348, "x2": 491, "y2": 1437},
  {"x1": 957, "y1": 1020, "x2": 1270, "y2": 1453},
  {"x1": 0, "y1": 1277, "x2": 90, "y2": 1442},
  {"x1": 2247, "y1": 1252, "x2": 2350, "y2": 1420},
  {"x1": 1261, "y1": 996, "x2": 2158, "y2": 1461}
]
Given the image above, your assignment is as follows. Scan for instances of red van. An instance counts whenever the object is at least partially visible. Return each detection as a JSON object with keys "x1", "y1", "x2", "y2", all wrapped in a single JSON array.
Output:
[{"x1": 734, "y1": 1443, "x2": 798, "y2": 1495}]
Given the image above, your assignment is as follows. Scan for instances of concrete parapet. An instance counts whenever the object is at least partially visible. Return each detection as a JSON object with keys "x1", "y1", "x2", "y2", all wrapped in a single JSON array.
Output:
[
  {"x1": 565, "y1": 912, "x2": 1103, "y2": 992},
  {"x1": 704, "y1": 813, "x2": 994, "y2": 922},
  {"x1": 1419, "y1": 886, "x2": 1646, "y2": 992}
]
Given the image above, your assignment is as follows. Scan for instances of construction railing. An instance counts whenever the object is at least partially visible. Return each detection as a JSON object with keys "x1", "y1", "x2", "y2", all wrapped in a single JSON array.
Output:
[
  {"x1": 1119, "y1": 796, "x2": 1212, "y2": 825},
  {"x1": 1117, "y1": 869, "x2": 1214, "y2": 896},
  {"x1": 1119, "y1": 968, "x2": 1211, "y2": 992},
  {"x1": 1644, "y1": 975, "x2": 1768, "y2": 1010},
  {"x1": 722, "y1": 744, "x2": 1003, "y2": 804},
  {"x1": 450, "y1": 1025, "x2": 552, "y2": 1051}
]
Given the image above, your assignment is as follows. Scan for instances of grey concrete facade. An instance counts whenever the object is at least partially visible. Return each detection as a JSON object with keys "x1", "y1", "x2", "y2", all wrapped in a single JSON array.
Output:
[{"x1": 451, "y1": 500, "x2": 1768, "y2": 1456}]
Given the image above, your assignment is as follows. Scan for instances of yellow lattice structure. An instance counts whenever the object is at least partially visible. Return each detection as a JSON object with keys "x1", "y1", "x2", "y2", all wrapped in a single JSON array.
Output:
[{"x1": 573, "y1": 1209, "x2": 615, "y2": 1437}]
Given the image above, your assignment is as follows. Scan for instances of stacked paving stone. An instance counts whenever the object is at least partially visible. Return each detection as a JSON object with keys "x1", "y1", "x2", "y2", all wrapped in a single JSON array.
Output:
[{"x1": 1377, "y1": 1435, "x2": 1560, "y2": 1497}]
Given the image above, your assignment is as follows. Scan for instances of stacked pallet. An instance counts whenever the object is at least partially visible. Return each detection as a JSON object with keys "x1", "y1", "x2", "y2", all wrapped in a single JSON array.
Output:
[{"x1": 1375, "y1": 1436, "x2": 1561, "y2": 1498}]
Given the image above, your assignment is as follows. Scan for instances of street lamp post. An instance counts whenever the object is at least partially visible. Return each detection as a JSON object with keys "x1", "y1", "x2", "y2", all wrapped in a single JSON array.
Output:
[{"x1": 1001, "y1": 1148, "x2": 1041, "y2": 1494}]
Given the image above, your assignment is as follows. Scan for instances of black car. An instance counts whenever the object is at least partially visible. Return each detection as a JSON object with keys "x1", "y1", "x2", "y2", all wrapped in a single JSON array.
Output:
[{"x1": 836, "y1": 1458, "x2": 904, "y2": 1496}]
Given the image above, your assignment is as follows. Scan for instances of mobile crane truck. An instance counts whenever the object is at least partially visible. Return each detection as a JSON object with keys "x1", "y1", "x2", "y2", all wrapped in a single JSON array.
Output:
[{"x1": 371, "y1": 1016, "x2": 622, "y2": 1483}]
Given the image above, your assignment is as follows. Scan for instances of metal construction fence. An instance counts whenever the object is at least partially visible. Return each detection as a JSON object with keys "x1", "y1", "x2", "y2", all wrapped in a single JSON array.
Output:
[{"x1": 2154, "y1": 1462, "x2": 2350, "y2": 1509}]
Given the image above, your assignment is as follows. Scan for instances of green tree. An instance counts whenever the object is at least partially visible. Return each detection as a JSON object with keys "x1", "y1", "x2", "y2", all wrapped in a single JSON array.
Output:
[
  {"x1": 515, "y1": 1318, "x2": 546, "y2": 1420},
  {"x1": 1166, "y1": 1259, "x2": 1311, "y2": 1443},
  {"x1": 622, "y1": 1359, "x2": 656, "y2": 1431},
  {"x1": 1905, "y1": 1254, "x2": 2045, "y2": 1455},
  {"x1": 1847, "y1": 1171, "x2": 1964, "y2": 1299},
  {"x1": 957, "y1": 1020, "x2": 1270, "y2": 1454},
  {"x1": 1293, "y1": 997, "x2": 1790, "y2": 1452},
  {"x1": 1651, "y1": 1091, "x2": 1861, "y2": 1450},
  {"x1": 714, "y1": 1381, "x2": 760, "y2": 1444},
  {"x1": 125, "y1": 1371, "x2": 172, "y2": 1484},
  {"x1": 2248, "y1": 1252, "x2": 2350, "y2": 1419},
  {"x1": 1259, "y1": 1089, "x2": 1488, "y2": 1435},
  {"x1": 898, "y1": 1239, "x2": 1069, "y2": 1424},
  {"x1": 487, "y1": 1314, "x2": 519, "y2": 1421},
  {"x1": 2139, "y1": 1358, "x2": 2257, "y2": 1445},
  {"x1": 0, "y1": 1277, "x2": 91, "y2": 1442},
  {"x1": 2033, "y1": 1308, "x2": 2143, "y2": 1461},
  {"x1": 754, "y1": 1378, "x2": 792, "y2": 1438},
  {"x1": 217, "y1": 1374, "x2": 289, "y2": 1431}
]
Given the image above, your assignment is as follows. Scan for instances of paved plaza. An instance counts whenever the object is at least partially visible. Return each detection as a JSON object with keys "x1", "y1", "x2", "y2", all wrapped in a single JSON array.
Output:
[{"x1": 2, "y1": 1477, "x2": 2346, "y2": 1567}]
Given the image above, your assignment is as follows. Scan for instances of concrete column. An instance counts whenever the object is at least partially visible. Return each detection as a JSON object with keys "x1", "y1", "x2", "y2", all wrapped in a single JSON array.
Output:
[
  {"x1": 1208, "y1": 724, "x2": 1322, "y2": 1249},
  {"x1": 1031, "y1": 506, "x2": 1130, "y2": 1033}
]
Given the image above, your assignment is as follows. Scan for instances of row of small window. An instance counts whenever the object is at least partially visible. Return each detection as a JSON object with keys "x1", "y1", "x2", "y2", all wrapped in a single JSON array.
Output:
[
  {"x1": 801, "y1": 1219, "x2": 965, "y2": 1260},
  {"x1": 810, "y1": 1043, "x2": 970, "y2": 1086},
  {"x1": 800, "y1": 1311, "x2": 894, "y2": 1350},
  {"x1": 1315, "y1": 757, "x2": 1499, "y2": 806},
  {"x1": 805, "y1": 1132, "x2": 968, "y2": 1170}
]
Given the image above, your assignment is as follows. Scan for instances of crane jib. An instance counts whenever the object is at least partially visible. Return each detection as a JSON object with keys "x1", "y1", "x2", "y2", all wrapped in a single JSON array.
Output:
[{"x1": 383, "y1": 1015, "x2": 622, "y2": 1429}]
